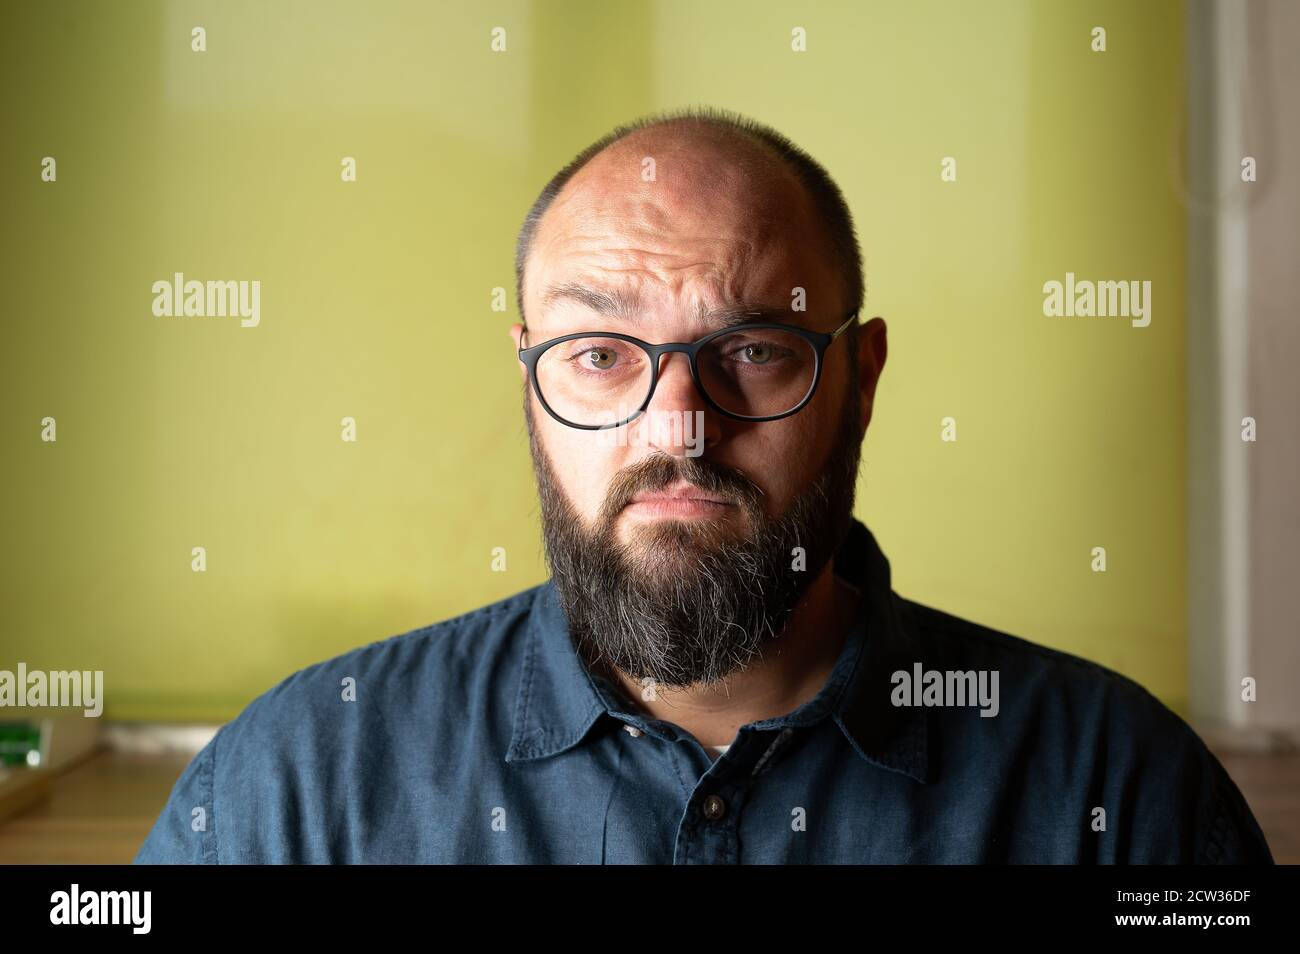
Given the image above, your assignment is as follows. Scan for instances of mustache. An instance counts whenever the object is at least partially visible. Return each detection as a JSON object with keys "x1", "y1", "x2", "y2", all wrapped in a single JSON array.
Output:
[{"x1": 597, "y1": 453, "x2": 766, "y2": 526}]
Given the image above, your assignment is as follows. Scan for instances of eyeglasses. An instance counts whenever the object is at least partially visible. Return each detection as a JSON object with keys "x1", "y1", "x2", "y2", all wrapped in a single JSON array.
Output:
[{"x1": 518, "y1": 310, "x2": 859, "y2": 430}]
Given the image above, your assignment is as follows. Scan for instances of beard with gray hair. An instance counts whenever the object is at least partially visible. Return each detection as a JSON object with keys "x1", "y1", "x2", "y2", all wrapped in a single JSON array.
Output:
[{"x1": 526, "y1": 388, "x2": 864, "y2": 691}]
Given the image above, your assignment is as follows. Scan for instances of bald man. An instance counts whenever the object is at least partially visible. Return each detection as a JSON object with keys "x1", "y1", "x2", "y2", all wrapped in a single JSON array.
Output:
[{"x1": 137, "y1": 107, "x2": 1272, "y2": 864}]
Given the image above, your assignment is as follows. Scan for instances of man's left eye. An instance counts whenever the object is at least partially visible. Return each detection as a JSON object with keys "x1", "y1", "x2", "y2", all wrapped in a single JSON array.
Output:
[{"x1": 725, "y1": 341, "x2": 785, "y2": 364}]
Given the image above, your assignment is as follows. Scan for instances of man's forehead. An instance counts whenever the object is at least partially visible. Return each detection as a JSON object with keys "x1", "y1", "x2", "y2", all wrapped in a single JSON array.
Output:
[
  {"x1": 554, "y1": 136, "x2": 799, "y2": 231},
  {"x1": 529, "y1": 189, "x2": 815, "y2": 304},
  {"x1": 523, "y1": 129, "x2": 840, "y2": 321},
  {"x1": 538, "y1": 280, "x2": 804, "y2": 328}
]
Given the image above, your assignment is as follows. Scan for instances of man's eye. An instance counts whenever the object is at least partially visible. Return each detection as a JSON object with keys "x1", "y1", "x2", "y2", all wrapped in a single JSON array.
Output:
[
  {"x1": 724, "y1": 340, "x2": 785, "y2": 364},
  {"x1": 580, "y1": 348, "x2": 619, "y2": 370}
]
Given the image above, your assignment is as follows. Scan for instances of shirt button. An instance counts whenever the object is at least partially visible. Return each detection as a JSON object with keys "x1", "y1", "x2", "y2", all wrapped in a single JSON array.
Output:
[
  {"x1": 623, "y1": 725, "x2": 643, "y2": 738},
  {"x1": 702, "y1": 794, "x2": 727, "y2": 822}
]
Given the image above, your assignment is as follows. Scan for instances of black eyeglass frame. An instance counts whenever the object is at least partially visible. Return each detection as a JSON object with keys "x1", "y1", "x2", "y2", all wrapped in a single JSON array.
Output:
[{"x1": 517, "y1": 309, "x2": 860, "y2": 430}]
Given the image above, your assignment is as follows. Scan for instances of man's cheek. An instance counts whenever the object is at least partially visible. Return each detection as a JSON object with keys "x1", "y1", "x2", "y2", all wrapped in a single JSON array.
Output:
[
  {"x1": 557, "y1": 438, "x2": 616, "y2": 517},
  {"x1": 730, "y1": 429, "x2": 801, "y2": 515}
]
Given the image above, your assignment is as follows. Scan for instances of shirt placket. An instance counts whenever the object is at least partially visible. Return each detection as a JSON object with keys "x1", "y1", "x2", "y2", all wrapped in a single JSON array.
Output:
[{"x1": 671, "y1": 726, "x2": 798, "y2": 864}]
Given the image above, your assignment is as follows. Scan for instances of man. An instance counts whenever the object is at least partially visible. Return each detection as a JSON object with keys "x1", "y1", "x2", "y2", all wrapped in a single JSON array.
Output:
[{"x1": 136, "y1": 107, "x2": 1272, "y2": 864}]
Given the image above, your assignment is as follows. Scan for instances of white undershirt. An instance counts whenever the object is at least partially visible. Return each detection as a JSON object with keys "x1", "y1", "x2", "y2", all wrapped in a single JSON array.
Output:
[{"x1": 706, "y1": 743, "x2": 731, "y2": 759}]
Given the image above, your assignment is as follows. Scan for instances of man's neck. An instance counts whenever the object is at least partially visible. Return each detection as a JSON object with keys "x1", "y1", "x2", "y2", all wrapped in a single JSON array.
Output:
[{"x1": 604, "y1": 564, "x2": 861, "y2": 748}]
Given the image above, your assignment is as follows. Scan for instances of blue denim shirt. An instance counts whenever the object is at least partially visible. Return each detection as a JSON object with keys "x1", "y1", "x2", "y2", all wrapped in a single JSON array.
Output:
[{"x1": 135, "y1": 520, "x2": 1272, "y2": 864}]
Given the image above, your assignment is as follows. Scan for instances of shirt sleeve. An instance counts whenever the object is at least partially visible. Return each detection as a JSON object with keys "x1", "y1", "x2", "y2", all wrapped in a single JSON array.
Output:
[
  {"x1": 133, "y1": 730, "x2": 221, "y2": 864},
  {"x1": 1102, "y1": 677, "x2": 1274, "y2": 864},
  {"x1": 1194, "y1": 750, "x2": 1274, "y2": 864}
]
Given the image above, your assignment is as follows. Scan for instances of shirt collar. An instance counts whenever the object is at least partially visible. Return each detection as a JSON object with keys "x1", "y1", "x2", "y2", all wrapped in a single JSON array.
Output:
[{"x1": 505, "y1": 518, "x2": 930, "y2": 784}]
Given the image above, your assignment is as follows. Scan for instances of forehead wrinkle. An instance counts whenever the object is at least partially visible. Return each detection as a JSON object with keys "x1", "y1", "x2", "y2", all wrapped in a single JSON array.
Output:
[
  {"x1": 553, "y1": 173, "x2": 775, "y2": 259},
  {"x1": 541, "y1": 275, "x2": 798, "y2": 333},
  {"x1": 554, "y1": 214, "x2": 763, "y2": 278},
  {"x1": 547, "y1": 247, "x2": 758, "y2": 301},
  {"x1": 531, "y1": 181, "x2": 826, "y2": 324},
  {"x1": 537, "y1": 237, "x2": 789, "y2": 330}
]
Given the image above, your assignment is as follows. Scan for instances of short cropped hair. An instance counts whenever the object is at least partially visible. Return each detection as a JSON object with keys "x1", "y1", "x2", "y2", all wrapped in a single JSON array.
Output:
[{"x1": 514, "y1": 105, "x2": 865, "y2": 333}]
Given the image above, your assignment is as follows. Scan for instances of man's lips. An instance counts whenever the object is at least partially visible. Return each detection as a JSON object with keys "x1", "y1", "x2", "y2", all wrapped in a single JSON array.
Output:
[
  {"x1": 628, "y1": 481, "x2": 734, "y2": 505},
  {"x1": 624, "y1": 482, "x2": 736, "y2": 518}
]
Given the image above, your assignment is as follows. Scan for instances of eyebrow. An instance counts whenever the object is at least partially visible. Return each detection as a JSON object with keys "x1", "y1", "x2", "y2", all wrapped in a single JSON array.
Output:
[
  {"x1": 540, "y1": 282, "x2": 799, "y2": 328},
  {"x1": 541, "y1": 282, "x2": 643, "y2": 321}
]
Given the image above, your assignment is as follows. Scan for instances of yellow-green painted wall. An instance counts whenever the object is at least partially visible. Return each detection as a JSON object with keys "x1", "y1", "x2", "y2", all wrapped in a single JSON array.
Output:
[{"x1": 0, "y1": 0, "x2": 1186, "y2": 721}]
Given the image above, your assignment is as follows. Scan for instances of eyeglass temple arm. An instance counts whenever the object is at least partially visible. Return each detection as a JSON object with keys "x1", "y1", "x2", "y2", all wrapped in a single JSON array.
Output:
[{"x1": 830, "y1": 310, "x2": 861, "y2": 338}]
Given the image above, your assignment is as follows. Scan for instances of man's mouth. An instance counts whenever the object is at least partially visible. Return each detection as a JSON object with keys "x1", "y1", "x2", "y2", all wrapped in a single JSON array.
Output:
[{"x1": 623, "y1": 481, "x2": 737, "y2": 520}]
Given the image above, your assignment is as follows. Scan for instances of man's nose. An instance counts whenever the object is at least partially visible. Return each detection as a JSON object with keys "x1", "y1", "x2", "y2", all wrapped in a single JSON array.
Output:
[{"x1": 632, "y1": 351, "x2": 721, "y2": 456}]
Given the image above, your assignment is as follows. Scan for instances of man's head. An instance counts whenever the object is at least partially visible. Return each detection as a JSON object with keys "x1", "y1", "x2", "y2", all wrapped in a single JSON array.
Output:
[{"x1": 511, "y1": 106, "x2": 887, "y2": 690}]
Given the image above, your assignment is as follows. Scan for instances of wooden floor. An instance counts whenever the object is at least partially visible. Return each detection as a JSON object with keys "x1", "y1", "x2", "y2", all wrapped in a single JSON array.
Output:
[
  {"x1": 0, "y1": 748, "x2": 1296, "y2": 864},
  {"x1": 0, "y1": 751, "x2": 190, "y2": 865}
]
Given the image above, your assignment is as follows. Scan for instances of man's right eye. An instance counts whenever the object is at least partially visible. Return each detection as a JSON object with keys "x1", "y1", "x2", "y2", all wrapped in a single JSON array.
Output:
[{"x1": 579, "y1": 347, "x2": 619, "y2": 370}]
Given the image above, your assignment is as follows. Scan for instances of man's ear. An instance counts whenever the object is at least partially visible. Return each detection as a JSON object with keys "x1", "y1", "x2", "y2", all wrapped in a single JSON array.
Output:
[
  {"x1": 856, "y1": 317, "x2": 887, "y2": 430},
  {"x1": 509, "y1": 323, "x2": 527, "y2": 381}
]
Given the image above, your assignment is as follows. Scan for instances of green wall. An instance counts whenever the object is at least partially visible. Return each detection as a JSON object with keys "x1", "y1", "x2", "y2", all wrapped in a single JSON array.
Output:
[{"x1": 0, "y1": 0, "x2": 1187, "y2": 721}]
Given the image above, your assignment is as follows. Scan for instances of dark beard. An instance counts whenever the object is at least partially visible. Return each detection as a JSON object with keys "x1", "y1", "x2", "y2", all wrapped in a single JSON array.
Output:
[{"x1": 526, "y1": 392, "x2": 863, "y2": 691}]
